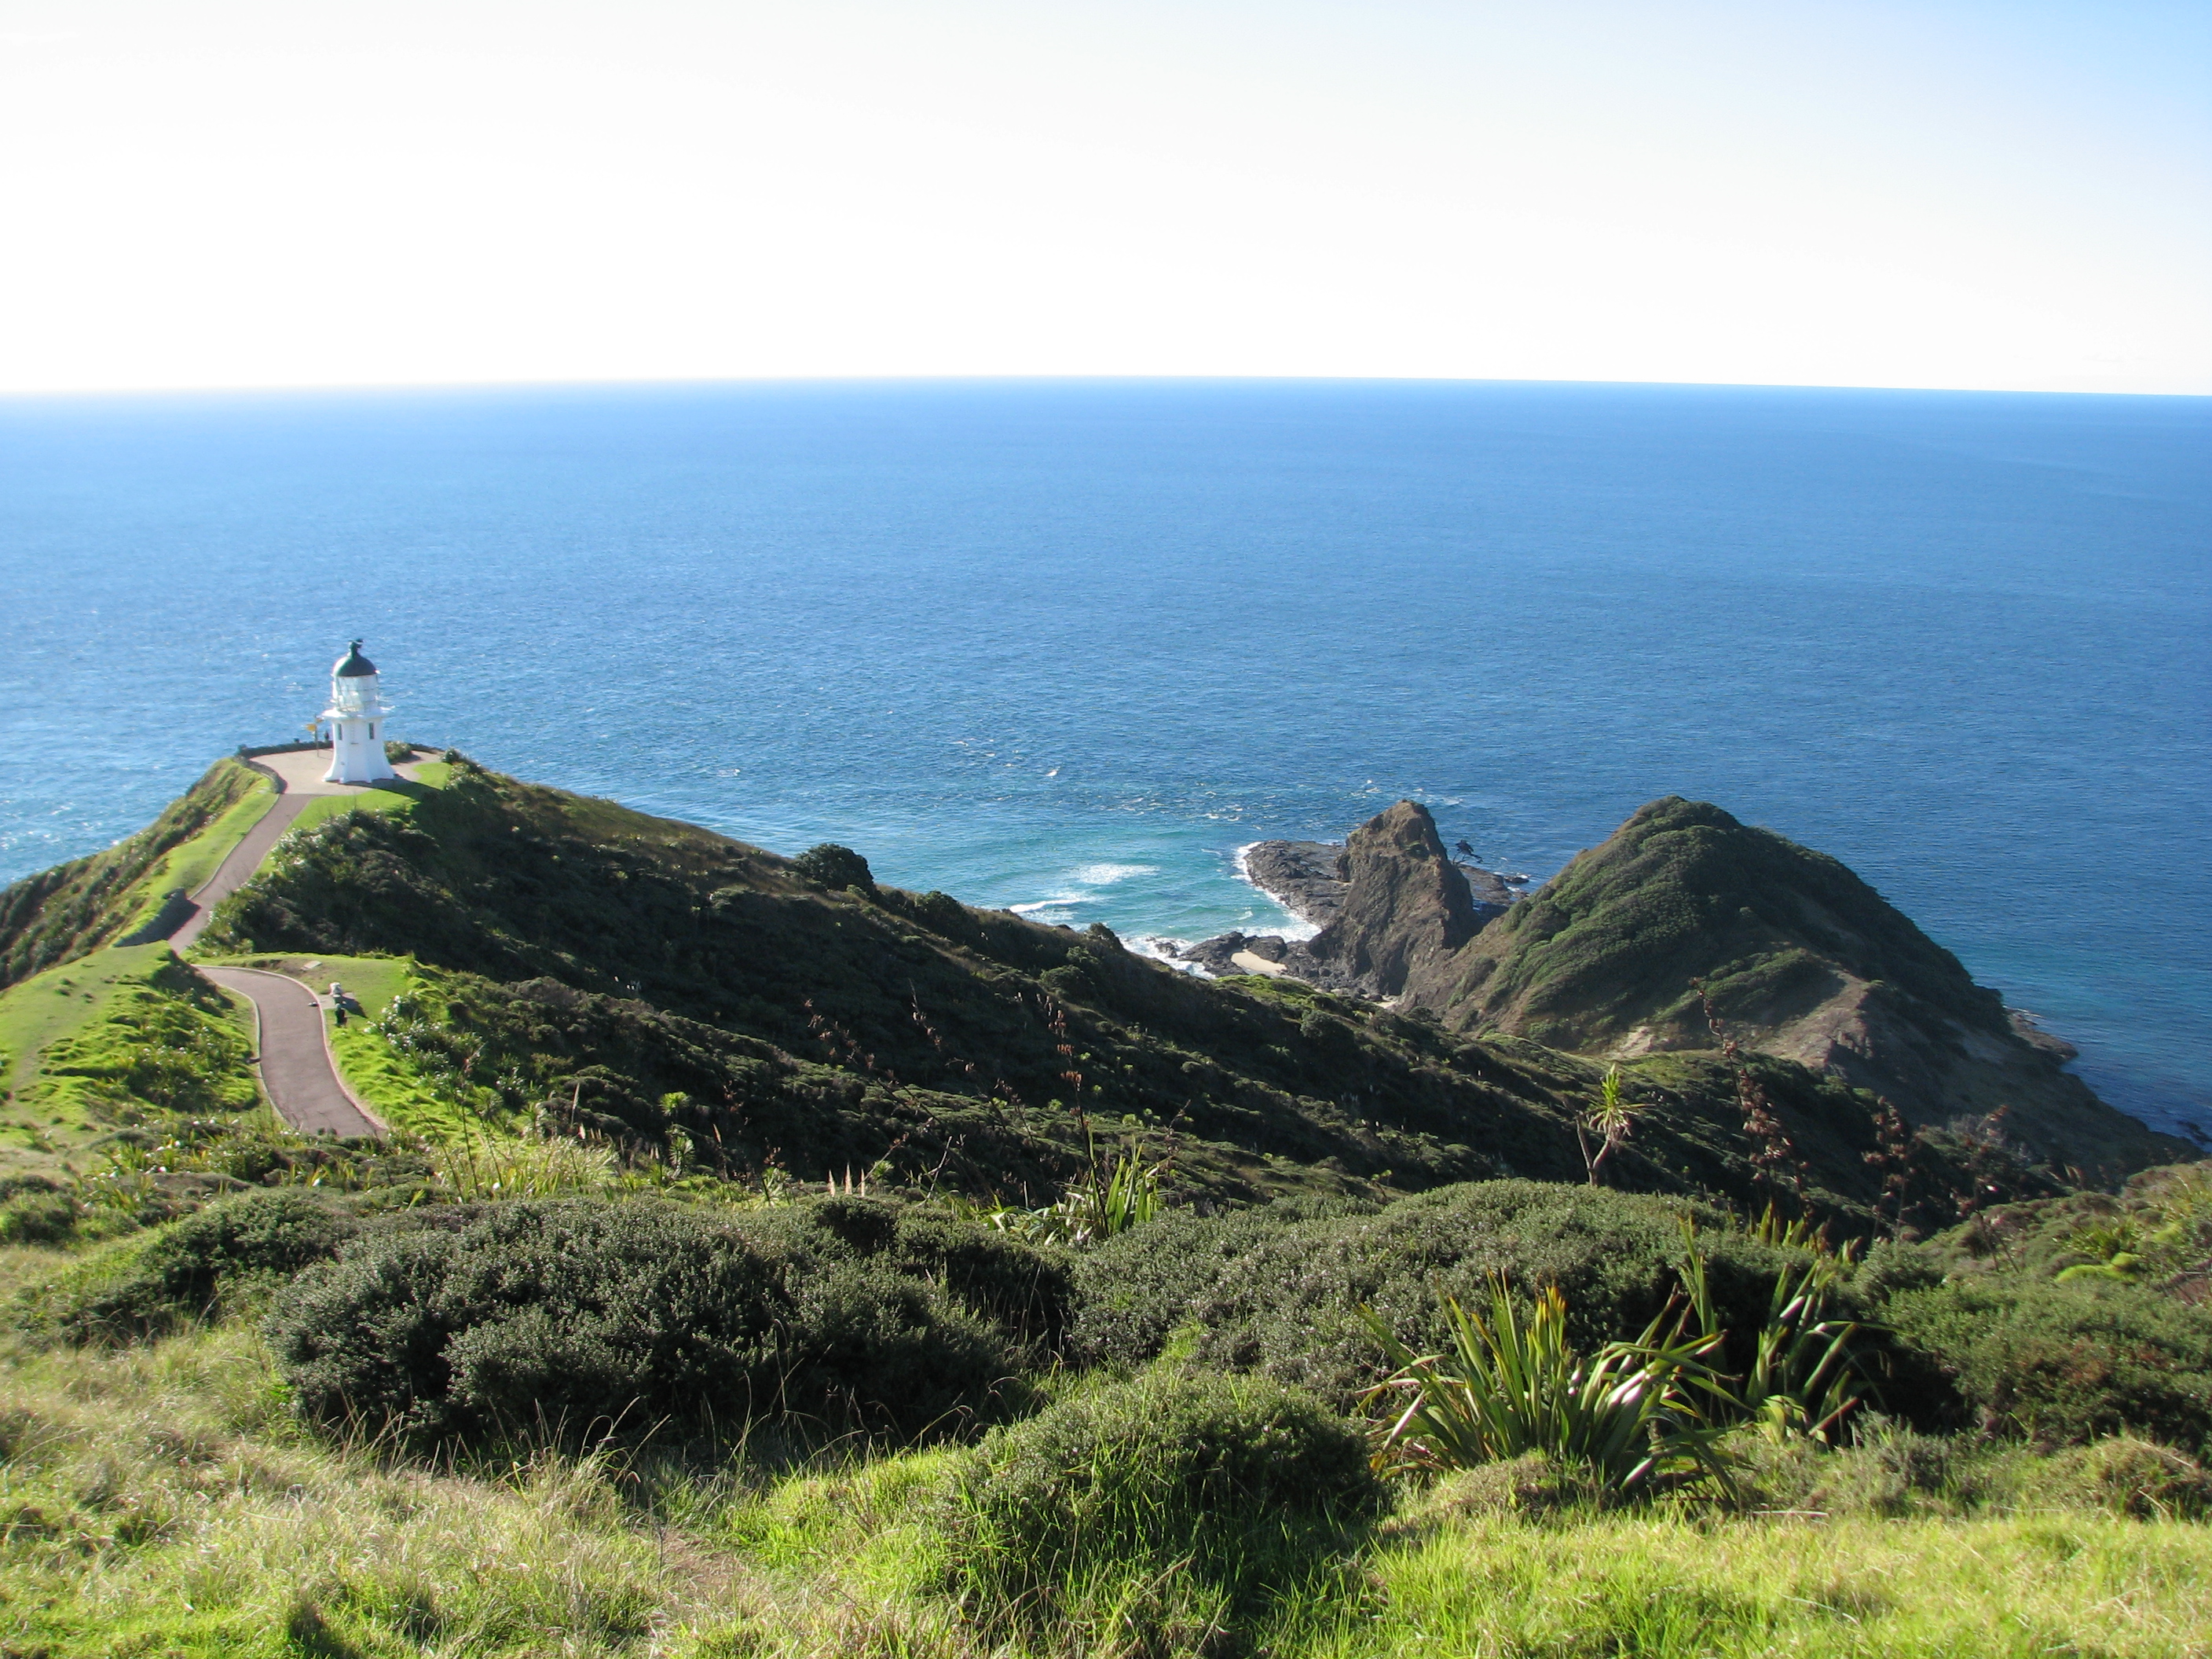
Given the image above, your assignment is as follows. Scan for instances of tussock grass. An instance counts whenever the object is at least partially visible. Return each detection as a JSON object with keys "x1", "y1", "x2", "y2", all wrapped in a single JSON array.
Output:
[{"x1": 0, "y1": 1324, "x2": 750, "y2": 1656}]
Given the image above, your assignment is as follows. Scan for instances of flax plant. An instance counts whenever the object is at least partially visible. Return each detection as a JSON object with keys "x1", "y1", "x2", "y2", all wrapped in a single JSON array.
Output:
[
  {"x1": 1681, "y1": 1221, "x2": 1868, "y2": 1445},
  {"x1": 1360, "y1": 1278, "x2": 1736, "y2": 1496}
]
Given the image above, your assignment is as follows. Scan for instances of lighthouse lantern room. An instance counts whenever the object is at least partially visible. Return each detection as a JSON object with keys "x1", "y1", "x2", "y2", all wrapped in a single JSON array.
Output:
[{"x1": 321, "y1": 640, "x2": 400, "y2": 785}]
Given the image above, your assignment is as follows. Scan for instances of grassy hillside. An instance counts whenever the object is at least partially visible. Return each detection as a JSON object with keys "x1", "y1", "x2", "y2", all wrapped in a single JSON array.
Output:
[
  {"x1": 4, "y1": 765, "x2": 2207, "y2": 1651},
  {"x1": 0, "y1": 946, "x2": 261, "y2": 1187},
  {"x1": 171, "y1": 757, "x2": 2010, "y2": 1217},
  {"x1": 1405, "y1": 796, "x2": 2188, "y2": 1175},
  {"x1": 1413, "y1": 796, "x2": 2006, "y2": 1049},
  {"x1": 0, "y1": 759, "x2": 264, "y2": 987},
  {"x1": 2, "y1": 1176, "x2": 2210, "y2": 1656}
]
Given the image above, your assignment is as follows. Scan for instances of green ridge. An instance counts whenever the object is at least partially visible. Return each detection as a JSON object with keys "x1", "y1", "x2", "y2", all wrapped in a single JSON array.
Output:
[{"x1": 0, "y1": 759, "x2": 262, "y2": 987}]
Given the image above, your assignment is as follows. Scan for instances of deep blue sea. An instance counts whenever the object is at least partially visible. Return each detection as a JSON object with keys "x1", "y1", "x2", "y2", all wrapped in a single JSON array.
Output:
[{"x1": 2, "y1": 380, "x2": 2206, "y2": 1139}]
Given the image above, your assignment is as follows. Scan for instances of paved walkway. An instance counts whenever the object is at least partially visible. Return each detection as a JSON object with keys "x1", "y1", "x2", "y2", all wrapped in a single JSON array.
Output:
[
  {"x1": 198, "y1": 965, "x2": 386, "y2": 1137},
  {"x1": 174, "y1": 746, "x2": 424, "y2": 1138},
  {"x1": 171, "y1": 749, "x2": 425, "y2": 949}
]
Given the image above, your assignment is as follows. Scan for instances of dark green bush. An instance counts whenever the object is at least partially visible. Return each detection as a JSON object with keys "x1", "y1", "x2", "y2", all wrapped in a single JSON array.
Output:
[
  {"x1": 269, "y1": 1198, "x2": 1027, "y2": 1450},
  {"x1": 731, "y1": 1196, "x2": 1077, "y2": 1348},
  {"x1": 27, "y1": 1189, "x2": 356, "y2": 1344},
  {"x1": 792, "y1": 844, "x2": 873, "y2": 894},
  {"x1": 0, "y1": 1177, "x2": 79, "y2": 1245},
  {"x1": 939, "y1": 1369, "x2": 1378, "y2": 1643},
  {"x1": 1071, "y1": 1180, "x2": 1812, "y2": 1404},
  {"x1": 1881, "y1": 1275, "x2": 2212, "y2": 1455}
]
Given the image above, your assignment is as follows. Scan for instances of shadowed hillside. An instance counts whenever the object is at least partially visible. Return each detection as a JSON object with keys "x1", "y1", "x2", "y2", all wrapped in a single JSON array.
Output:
[{"x1": 3, "y1": 759, "x2": 2182, "y2": 1220}]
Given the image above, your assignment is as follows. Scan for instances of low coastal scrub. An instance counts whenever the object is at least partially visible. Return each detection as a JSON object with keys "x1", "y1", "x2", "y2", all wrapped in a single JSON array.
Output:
[
  {"x1": 0, "y1": 1176, "x2": 2207, "y2": 1651},
  {"x1": 169, "y1": 757, "x2": 2040, "y2": 1218},
  {"x1": 268, "y1": 1197, "x2": 1054, "y2": 1451},
  {"x1": 939, "y1": 1370, "x2": 1379, "y2": 1647},
  {"x1": 19, "y1": 1188, "x2": 357, "y2": 1346},
  {"x1": 1068, "y1": 1181, "x2": 1821, "y2": 1404}
]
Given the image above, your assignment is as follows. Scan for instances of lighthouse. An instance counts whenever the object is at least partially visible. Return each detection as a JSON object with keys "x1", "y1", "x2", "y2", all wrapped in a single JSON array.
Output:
[{"x1": 321, "y1": 640, "x2": 400, "y2": 785}]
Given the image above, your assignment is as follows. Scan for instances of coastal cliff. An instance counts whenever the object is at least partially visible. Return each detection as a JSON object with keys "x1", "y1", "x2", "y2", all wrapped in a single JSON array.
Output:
[
  {"x1": 2, "y1": 759, "x2": 2192, "y2": 1221},
  {"x1": 1228, "y1": 794, "x2": 2189, "y2": 1177}
]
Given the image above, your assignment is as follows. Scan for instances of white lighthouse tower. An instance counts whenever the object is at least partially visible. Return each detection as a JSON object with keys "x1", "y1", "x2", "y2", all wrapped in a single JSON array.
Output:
[{"x1": 321, "y1": 640, "x2": 400, "y2": 785}]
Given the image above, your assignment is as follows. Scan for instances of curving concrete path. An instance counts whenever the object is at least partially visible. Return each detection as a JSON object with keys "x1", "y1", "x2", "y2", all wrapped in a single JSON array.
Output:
[
  {"x1": 198, "y1": 965, "x2": 386, "y2": 1138},
  {"x1": 172, "y1": 749, "x2": 425, "y2": 949},
  {"x1": 174, "y1": 747, "x2": 425, "y2": 1138}
]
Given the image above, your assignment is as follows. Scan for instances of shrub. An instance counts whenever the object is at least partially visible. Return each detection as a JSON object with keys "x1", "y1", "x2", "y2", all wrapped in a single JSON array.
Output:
[
  {"x1": 1070, "y1": 1181, "x2": 1813, "y2": 1404},
  {"x1": 269, "y1": 1198, "x2": 1027, "y2": 1450},
  {"x1": 939, "y1": 1369, "x2": 1378, "y2": 1646},
  {"x1": 0, "y1": 1177, "x2": 79, "y2": 1245},
  {"x1": 1730, "y1": 1415, "x2": 1974, "y2": 1517},
  {"x1": 791, "y1": 844, "x2": 873, "y2": 895},
  {"x1": 1881, "y1": 1276, "x2": 2212, "y2": 1455},
  {"x1": 1731, "y1": 1423, "x2": 2212, "y2": 1521},
  {"x1": 1397, "y1": 1451, "x2": 1611, "y2": 1522},
  {"x1": 25, "y1": 1189, "x2": 356, "y2": 1344},
  {"x1": 2042, "y1": 1434, "x2": 2212, "y2": 1518},
  {"x1": 732, "y1": 1196, "x2": 1078, "y2": 1348}
]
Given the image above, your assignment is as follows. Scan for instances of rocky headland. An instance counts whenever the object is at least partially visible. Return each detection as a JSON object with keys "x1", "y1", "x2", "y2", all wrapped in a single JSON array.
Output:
[
  {"x1": 1177, "y1": 821, "x2": 1518, "y2": 987},
  {"x1": 1181, "y1": 796, "x2": 2191, "y2": 1176}
]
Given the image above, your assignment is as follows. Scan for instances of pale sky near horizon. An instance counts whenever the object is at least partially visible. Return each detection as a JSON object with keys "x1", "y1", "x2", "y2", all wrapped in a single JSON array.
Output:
[{"x1": 2, "y1": 1, "x2": 2207, "y2": 396}]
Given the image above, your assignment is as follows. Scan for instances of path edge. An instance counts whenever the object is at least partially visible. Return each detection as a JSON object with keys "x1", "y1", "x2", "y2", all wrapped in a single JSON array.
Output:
[{"x1": 196, "y1": 962, "x2": 391, "y2": 1138}]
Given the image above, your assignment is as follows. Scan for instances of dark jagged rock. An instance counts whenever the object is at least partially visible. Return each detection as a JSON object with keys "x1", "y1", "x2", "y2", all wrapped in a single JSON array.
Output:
[
  {"x1": 1308, "y1": 803, "x2": 1483, "y2": 994},
  {"x1": 1240, "y1": 841, "x2": 1347, "y2": 927},
  {"x1": 1179, "y1": 819, "x2": 1516, "y2": 997}
]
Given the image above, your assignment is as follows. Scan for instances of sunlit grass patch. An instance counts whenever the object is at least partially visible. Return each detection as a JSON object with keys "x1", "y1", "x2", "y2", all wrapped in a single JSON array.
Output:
[
  {"x1": 115, "y1": 769, "x2": 282, "y2": 933},
  {"x1": 1292, "y1": 1508, "x2": 2212, "y2": 1659},
  {"x1": 0, "y1": 947, "x2": 260, "y2": 1188}
]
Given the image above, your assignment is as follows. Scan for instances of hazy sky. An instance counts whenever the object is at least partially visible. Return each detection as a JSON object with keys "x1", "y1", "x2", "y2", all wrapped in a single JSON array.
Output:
[{"x1": 2, "y1": 0, "x2": 2206, "y2": 394}]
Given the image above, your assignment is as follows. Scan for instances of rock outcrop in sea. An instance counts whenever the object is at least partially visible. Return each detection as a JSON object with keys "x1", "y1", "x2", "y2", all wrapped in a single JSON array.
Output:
[{"x1": 1176, "y1": 808, "x2": 1516, "y2": 990}]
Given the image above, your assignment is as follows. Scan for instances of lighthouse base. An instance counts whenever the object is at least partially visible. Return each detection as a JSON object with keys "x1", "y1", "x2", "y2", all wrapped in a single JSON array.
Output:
[{"x1": 324, "y1": 718, "x2": 399, "y2": 785}]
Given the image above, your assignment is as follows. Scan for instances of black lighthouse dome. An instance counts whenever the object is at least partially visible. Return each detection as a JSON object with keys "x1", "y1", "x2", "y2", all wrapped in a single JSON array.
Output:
[{"x1": 334, "y1": 640, "x2": 378, "y2": 679}]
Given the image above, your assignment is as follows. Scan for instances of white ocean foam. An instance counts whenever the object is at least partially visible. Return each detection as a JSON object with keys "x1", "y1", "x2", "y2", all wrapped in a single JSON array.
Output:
[
  {"x1": 1070, "y1": 862, "x2": 1158, "y2": 886},
  {"x1": 1008, "y1": 861, "x2": 1161, "y2": 921},
  {"x1": 1230, "y1": 840, "x2": 1322, "y2": 940},
  {"x1": 1009, "y1": 895, "x2": 1081, "y2": 916},
  {"x1": 1130, "y1": 936, "x2": 1210, "y2": 976}
]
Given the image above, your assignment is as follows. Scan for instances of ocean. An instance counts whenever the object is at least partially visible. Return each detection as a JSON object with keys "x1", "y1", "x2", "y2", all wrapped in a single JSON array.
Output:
[{"x1": 2, "y1": 379, "x2": 2205, "y2": 1138}]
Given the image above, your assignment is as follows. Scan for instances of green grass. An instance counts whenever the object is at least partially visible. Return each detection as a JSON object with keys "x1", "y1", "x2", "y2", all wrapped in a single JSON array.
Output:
[
  {"x1": 197, "y1": 953, "x2": 471, "y2": 1138},
  {"x1": 0, "y1": 1217, "x2": 2209, "y2": 1659},
  {"x1": 290, "y1": 776, "x2": 445, "y2": 835},
  {"x1": 0, "y1": 759, "x2": 262, "y2": 989},
  {"x1": 0, "y1": 947, "x2": 254, "y2": 1178},
  {"x1": 112, "y1": 771, "x2": 282, "y2": 934},
  {"x1": 0, "y1": 1294, "x2": 2206, "y2": 1657},
  {"x1": 1306, "y1": 1510, "x2": 2212, "y2": 1657}
]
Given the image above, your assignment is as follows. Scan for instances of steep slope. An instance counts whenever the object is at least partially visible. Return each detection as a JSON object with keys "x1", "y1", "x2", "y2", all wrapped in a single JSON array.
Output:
[
  {"x1": 0, "y1": 760, "x2": 264, "y2": 989},
  {"x1": 164, "y1": 757, "x2": 1942, "y2": 1211},
  {"x1": 174, "y1": 758, "x2": 1598, "y2": 1203},
  {"x1": 8, "y1": 757, "x2": 2153, "y2": 1217},
  {"x1": 1393, "y1": 797, "x2": 2188, "y2": 1174}
]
